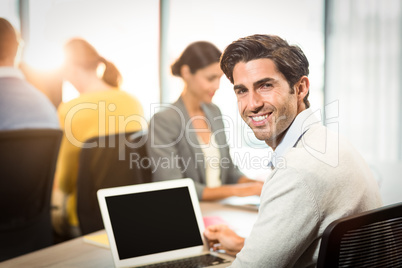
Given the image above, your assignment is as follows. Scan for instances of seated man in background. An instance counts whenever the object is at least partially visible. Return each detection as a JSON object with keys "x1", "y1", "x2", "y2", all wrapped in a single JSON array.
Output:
[
  {"x1": 204, "y1": 34, "x2": 382, "y2": 267},
  {"x1": 0, "y1": 18, "x2": 59, "y2": 130}
]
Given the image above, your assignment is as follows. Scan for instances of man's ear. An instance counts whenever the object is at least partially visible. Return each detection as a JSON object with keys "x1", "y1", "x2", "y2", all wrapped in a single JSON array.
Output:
[
  {"x1": 180, "y1": 65, "x2": 191, "y2": 80},
  {"x1": 295, "y1": 76, "x2": 309, "y2": 103}
]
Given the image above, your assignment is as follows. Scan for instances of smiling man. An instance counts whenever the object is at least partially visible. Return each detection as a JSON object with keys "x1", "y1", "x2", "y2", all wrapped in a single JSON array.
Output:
[
  {"x1": 204, "y1": 34, "x2": 382, "y2": 267},
  {"x1": 233, "y1": 58, "x2": 307, "y2": 150}
]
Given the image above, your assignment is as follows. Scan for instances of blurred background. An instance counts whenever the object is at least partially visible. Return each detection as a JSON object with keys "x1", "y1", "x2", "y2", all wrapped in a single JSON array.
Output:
[{"x1": 1, "y1": 0, "x2": 401, "y2": 204}]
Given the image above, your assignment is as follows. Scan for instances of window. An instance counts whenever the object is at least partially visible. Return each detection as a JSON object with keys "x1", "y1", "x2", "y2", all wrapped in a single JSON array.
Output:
[
  {"x1": 22, "y1": 0, "x2": 160, "y2": 120},
  {"x1": 0, "y1": 0, "x2": 19, "y2": 30},
  {"x1": 325, "y1": 0, "x2": 402, "y2": 162}
]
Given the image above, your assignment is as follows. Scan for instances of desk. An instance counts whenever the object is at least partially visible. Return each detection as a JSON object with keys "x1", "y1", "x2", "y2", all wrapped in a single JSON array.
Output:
[{"x1": 0, "y1": 202, "x2": 258, "y2": 268}]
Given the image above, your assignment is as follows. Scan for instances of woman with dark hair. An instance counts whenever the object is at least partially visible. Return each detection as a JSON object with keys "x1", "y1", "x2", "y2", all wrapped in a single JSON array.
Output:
[
  {"x1": 53, "y1": 38, "x2": 144, "y2": 238},
  {"x1": 146, "y1": 41, "x2": 263, "y2": 200}
]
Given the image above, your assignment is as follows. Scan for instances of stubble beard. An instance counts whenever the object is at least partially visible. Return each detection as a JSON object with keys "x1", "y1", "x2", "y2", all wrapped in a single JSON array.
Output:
[{"x1": 247, "y1": 113, "x2": 290, "y2": 149}]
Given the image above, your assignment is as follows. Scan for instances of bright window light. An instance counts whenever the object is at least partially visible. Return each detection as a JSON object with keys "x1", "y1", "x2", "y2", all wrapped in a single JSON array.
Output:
[{"x1": 24, "y1": 0, "x2": 160, "y2": 120}]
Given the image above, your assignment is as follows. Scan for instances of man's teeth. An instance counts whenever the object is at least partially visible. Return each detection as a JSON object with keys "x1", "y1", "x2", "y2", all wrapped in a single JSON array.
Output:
[{"x1": 252, "y1": 114, "x2": 268, "y2": 122}]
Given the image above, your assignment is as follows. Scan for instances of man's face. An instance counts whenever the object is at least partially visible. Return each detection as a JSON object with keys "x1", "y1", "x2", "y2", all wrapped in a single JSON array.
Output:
[{"x1": 232, "y1": 58, "x2": 300, "y2": 149}]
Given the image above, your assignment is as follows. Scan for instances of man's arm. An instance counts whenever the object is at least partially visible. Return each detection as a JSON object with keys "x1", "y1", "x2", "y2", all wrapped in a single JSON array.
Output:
[
  {"x1": 205, "y1": 168, "x2": 321, "y2": 267},
  {"x1": 232, "y1": 168, "x2": 321, "y2": 267}
]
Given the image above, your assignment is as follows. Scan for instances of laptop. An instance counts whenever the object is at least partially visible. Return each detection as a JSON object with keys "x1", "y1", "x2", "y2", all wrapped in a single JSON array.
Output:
[{"x1": 97, "y1": 178, "x2": 234, "y2": 268}]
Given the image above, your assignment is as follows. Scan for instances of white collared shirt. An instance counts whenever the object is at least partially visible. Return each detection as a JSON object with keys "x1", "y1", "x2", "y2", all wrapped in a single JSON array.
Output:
[
  {"x1": 0, "y1": 67, "x2": 25, "y2": 79},
  {"x1": 268, "y1": 108, "x2": 321, "y2": 169}
]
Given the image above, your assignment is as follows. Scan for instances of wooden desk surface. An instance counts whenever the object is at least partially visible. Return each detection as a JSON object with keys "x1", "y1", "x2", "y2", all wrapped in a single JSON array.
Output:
[{"x1": 0, "y1": 201, "x2": 258, "y2": 268}]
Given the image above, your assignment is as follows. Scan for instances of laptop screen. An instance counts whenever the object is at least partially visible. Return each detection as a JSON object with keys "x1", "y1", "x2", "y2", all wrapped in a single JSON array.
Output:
[{"x1": 105, "y1": 186, "x2": 204, "y2": 260}]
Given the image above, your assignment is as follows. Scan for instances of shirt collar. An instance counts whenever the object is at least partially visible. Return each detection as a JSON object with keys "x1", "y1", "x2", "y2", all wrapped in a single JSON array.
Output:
[
  {"x1": 0, "y1": 67, "x2": 25, "y2": 79},
  {"x1": 268, "y1": 108, "x2": 321, "y2": 169}
]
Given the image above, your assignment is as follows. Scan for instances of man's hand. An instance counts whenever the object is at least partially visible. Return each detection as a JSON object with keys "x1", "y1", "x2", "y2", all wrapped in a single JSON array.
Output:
[{"x1": 204, "y1": 225, "x2": 245, "y2": 256}]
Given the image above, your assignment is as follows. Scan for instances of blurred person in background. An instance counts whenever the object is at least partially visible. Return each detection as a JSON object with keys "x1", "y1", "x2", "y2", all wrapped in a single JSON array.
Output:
[
  {"x1": 146, "y1": 41, "x2": 263, "y2": 201},
  {"x1": 53, "y1": 38, "x2": 144, "y2": 238},
  {"x1": 0, "y1": 17, "x2": 59, "y2": 130}
]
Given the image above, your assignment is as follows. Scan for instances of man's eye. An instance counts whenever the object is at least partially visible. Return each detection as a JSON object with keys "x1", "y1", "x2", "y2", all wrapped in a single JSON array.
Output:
[
  {"x1": 262, "y1": 83, "x2": 272, "y2": 89},
  {"x1": 236, "y1": 88, "x2": 247, "y2": 95},
  {"x1": 258, "y1": 83, "x2": 273, "y2": 92}
]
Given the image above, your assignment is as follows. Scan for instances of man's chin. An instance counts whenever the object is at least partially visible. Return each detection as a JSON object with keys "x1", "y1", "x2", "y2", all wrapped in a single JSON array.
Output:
[
  {"x1": 251, "y1": 129, "x2": 271, "y2": 141},
  {"x1": 253, "y1": 134, "x2": 268, "y2": 141},
  {"x1": 245, "y1": 121, "x2": 272, "y2": 141}
]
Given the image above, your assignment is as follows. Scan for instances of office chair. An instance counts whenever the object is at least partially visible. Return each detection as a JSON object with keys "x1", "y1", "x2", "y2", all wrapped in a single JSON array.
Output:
[
  {"x1": 317, "y1": 202, "x2": 402, "y2": 267},
  {"x1": 0, "y1": 128, "x2": 62, "y2": 261},
  {"x1": 76, "y1": 130, "x2": 152, "y2": 235}
]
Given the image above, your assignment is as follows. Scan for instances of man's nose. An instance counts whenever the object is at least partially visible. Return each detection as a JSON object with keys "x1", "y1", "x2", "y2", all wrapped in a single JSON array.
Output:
[{"x1": 248, "y1": 91, "x2": 263, "y2": 112}]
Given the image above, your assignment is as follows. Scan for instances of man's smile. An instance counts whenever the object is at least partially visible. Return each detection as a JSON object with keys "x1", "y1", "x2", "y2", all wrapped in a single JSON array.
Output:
[{"x1": 249, "y1": 112, "x2": 273, "y2": 126}]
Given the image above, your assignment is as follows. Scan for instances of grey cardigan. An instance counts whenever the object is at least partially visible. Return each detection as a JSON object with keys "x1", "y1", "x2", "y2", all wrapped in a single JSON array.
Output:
[
  {"x1": 230, "y1": 124, "x2": 382, "y2": 267},
  {"x1": 146, "y1": 97, "x2": 244, "y2": 198}
]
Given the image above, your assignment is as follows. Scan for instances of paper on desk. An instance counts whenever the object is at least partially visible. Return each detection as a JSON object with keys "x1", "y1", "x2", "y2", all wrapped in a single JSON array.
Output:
[{"x1": 83, "y1": 233, "x2": 110, "y2": 248}]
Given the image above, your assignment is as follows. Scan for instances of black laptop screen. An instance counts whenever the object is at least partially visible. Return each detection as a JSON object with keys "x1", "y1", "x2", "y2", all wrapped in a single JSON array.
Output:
[{"x1": 105, "y1": 186, "x2": 204, "y2": 260}]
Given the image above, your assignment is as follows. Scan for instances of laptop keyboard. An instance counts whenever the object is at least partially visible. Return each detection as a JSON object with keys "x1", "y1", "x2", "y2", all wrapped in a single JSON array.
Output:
[{"x1": 137, "y1": 253, "x2": 231, "y2": 268}]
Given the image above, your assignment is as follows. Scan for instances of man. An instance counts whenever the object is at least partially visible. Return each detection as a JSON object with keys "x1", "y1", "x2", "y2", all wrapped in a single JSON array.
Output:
[
  {"x1": 0, "y1": 18, "x2": 59, "y2": 130},
  {"x1": 204, "y1": 34, "x2": 382, "y2": 267}
]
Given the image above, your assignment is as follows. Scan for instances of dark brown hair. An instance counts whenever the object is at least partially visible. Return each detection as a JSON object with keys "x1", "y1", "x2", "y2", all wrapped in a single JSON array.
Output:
[
  {"x1": 171, "y1": 41, "x2": 221, "y2": 77},
  {"x1": 220, "y1": 34, "x2": 310, "y2": 108}
]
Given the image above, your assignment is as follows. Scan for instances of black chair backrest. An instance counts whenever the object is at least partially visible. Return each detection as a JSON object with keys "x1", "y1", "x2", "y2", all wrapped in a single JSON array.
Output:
[
  {"x1": 317, "y1": 202, "x2": 402, "y2": 267},
  {"x1": 0, "y1": 128, "x2": 62, "y2": 261},
  {"x1": 76, "y1": 130, "x2": 152, "y2": 235}
]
